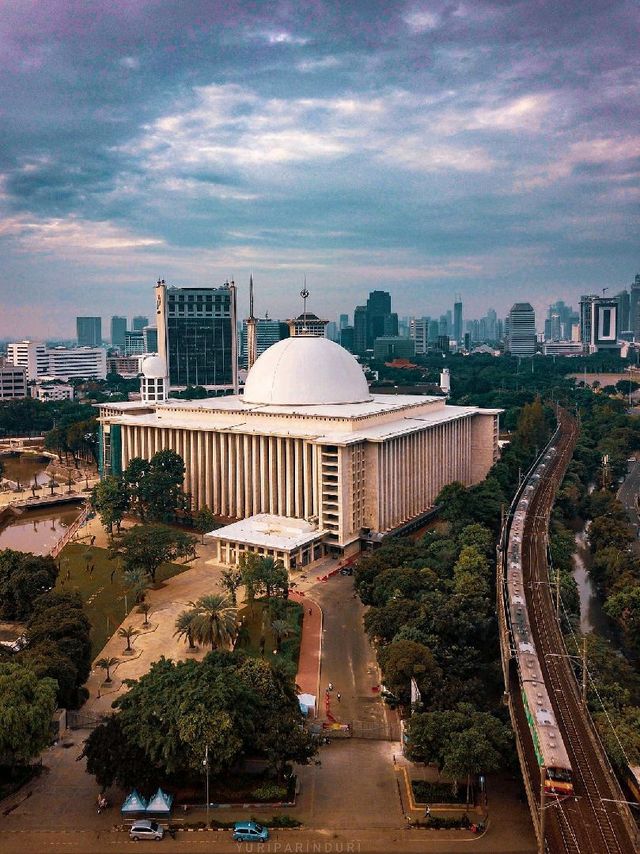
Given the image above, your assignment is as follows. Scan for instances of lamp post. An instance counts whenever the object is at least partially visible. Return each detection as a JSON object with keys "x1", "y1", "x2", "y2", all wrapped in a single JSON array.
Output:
[{"x1": 203, "y1": 744, "x2": 210, "y2": 826}]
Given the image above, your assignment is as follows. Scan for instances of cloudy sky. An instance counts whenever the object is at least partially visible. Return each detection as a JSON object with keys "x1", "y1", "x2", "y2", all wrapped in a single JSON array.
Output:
[{"x1": 0, "y1": 0, "x2": 638, "y2": 338}]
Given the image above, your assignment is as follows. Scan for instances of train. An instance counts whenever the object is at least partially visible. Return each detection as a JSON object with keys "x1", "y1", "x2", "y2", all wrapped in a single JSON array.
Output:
[{"x1": 505, "y1": 446, "x2": 575, "y2": 799}]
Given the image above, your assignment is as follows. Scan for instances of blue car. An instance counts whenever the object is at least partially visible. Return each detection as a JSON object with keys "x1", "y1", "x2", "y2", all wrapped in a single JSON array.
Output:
[{"x1": 232, "y1": 821, "x2": 270, "y2": 843}]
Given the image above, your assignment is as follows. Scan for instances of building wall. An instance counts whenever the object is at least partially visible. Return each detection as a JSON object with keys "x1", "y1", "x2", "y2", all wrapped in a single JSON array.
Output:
[
  {"x1": 0, "y1": 364, "x2": 27, "y2": 400},
  {"x1": 107, "y1": 407, "x2": 498, "y2": 549}
]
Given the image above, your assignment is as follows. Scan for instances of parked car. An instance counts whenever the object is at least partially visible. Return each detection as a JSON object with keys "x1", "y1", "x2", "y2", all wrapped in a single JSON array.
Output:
[
  {"x1": 129, "y1": 819, "x2": 164, "y2": 841},
  {"x1": 232, "y1": 821, "x2": 269, "y2": 843}
]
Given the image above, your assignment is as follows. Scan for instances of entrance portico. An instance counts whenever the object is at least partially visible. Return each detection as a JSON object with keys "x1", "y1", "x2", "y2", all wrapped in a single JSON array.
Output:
[{"x1": 206, "y1": 513, "x2": 327, "y2": 571}]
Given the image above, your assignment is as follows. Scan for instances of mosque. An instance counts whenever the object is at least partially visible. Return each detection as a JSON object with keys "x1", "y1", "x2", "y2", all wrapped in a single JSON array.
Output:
[{"x1": 97, "y1": 336, "x2": 500, "y2": 567}]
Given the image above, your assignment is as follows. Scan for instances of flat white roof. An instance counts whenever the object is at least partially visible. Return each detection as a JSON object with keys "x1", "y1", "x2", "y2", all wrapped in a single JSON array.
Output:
[
  {"x1": 99, "y1": 396, "x2": 500, "y2": 446},
  {"x1": 206, "y1": 513, "x2": 325, "y2": 552}
]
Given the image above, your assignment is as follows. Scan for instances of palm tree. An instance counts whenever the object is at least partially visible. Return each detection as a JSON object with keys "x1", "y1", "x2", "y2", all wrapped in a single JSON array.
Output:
[
  {"x1": 271, "y1": 619, "x2": 292, "y2": 653},
  {"x1": 174, "y1": 609, "x2": 198, "y2": 650},
  {"x1": 138, "y1": 602, "x2": 151, "y2": 626},
  {"x1": 118, "y1": 624, "x2": 140, "y2": 652},
  {"x1": 97, "y1": 656, "x2": 119, "y2": 683},
  {"x1": 188, "y1": 594, "x2": 238, "y2": 650}
]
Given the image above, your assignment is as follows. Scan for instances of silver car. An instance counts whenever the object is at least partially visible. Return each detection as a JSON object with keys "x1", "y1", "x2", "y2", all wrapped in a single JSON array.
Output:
[{"x1": 129, "y1": 819, "x2": 164, "y2": 841}]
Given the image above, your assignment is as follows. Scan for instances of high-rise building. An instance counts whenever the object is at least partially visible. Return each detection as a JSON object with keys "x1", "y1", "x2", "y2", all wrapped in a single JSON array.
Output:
[
  {"x1": 124, "y1": 331, "x2": 145, "y2": 356},
  {"x1": 373, "y1": 337, "x2": 415, "y2": 361},
  {"x1": 409, "y1": 318, "x2": 429, "y2": 355},
  {"x1": 76, "y1": 316, "x2": 102, "y2": 347},
  {"x1": 616, "y1": 290, "x2": 631, "y2": 332},
  {"x1": 6, "y1": 340, "x2": 48, "y2": 381},
  {"x1": 428, "y1": 319, "x2": 439, "y2": 344},
  {"x1": 506, "y1": 303, "x2": 536, "y2": 356},
  {"x1": 110, "y1": 316, "x2": 127, "y2": 349},
  {"x1": 132, "y1": 315, "x2": 149, "y2": 332},
  {"x1": 143, "y1": 326, "x2": 158, "y2": 353},
  {"x1": 0, "y1": 358, "x2": 27, "y2": 400},
  {"x1": 339, "y1": 314, "x2": 349, "y2": 330},
  {"x1": 241, "y1": 318, "x2": 289, "y2": 366},
  {"x1": 353, "y1": 305, "x2": 368, "y2": 354},
  {"x1": 365, "y1": 291, "x2": 398, "y2": 346},
  {"x1": 155, "y1": 279, "x2": 237, "y2": 392},
  {"x1": 579, "y1": 295, "x2": 620, "y2": 354},
  {"x1": 340, "y1": 326, "x2": 355, "y2": 352},
  {"x1": 453, "y1": 297, "x2": 463, "y2": 343},
  {"x1": 630, "y1": 275, "x2": 640, "y2": 339}
]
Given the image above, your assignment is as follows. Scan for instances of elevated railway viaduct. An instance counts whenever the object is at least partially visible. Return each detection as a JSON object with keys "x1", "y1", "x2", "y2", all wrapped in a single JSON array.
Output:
[{"x1": 498, "y1": 407, "x2": 639, "y2": 853}]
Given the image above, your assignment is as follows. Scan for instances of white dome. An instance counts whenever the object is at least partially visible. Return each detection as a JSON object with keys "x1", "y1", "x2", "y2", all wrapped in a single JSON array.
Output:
[
  {"x1": 141, "y1": 355, "x2": 167, "y2": 379},
  {"x1": 243, "y1": 337, "x2": 371, "y2": 406}
]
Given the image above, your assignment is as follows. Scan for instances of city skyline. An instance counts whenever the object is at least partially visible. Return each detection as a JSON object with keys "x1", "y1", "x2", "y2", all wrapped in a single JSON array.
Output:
[{"x1": 1, "y1": 2, "x2": 638, "y2": 337}]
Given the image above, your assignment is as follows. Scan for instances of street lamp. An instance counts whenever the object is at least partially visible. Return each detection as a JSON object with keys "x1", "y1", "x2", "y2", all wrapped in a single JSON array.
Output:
[{"x1": 203, "y1": 745, "x2": 210, "y2": 826}]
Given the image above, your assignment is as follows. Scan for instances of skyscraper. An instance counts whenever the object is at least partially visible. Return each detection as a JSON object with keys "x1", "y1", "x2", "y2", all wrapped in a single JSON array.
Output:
[
  {"x1": 366, "y1": 290, "x2": 398, "y2": 345},
  {"x1": 132, "y1": 315, "x2": 149, "y2": 331},
  {"x1": 143, "y1": 326, "x2": 158, "y2": 353},
  {"x1": 155, "y1": 279, "x2": 237, "y2": 392},
  {"x1": 453, "y1": 297, "x2": 463, "y2": 343},
  {"x1": 628, "y1": 274, "x2": 640, "y2": 338},
  {"x1": 77, "y1": 316, "x2": 102, "y2": 347},
  {"x1": 353, "y1": 305, "x2": 368, "y2": 354},
  {"x1": 579, "y1": 295, "x2": 620, "y2": 354},
  {"x1": 409, "y1": 318, "x2": 429, "y2": 355},
  {"x1": 616, "y1": 290, "x2": 630, "y2": 332},
  {"x1": 506, "y1": 303, "x2": 536, "y2": 356},
  {"x1": 241, "y1": 318, "x2": 288, "y2": 367},
  {"x1": 110, "y1": 316, "x2": 127, "y2": 349},
  {"x1": 339, "y1": 313, "x2": 349, "y2": 330}
]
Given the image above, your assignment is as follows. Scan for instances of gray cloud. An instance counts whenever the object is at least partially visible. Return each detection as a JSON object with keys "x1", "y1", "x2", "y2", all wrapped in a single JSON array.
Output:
[{"x1": 0, "y1": 0, "x2": 638, "y2": 336}]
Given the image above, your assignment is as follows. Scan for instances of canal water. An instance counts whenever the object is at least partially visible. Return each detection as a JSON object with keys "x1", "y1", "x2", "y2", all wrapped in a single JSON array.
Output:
[
  {"x1": 0, "y1": 505, "x2": 81, "y2": 555},
  {"x1": 572, "y1": 529, "x2": 611, "y2": 635},
  {"x1": 0, "y1": 452, "x2": 81, "y2": 555},
  {"x1": 1, "y1": 452, "x2": 52, "y2": 487}
]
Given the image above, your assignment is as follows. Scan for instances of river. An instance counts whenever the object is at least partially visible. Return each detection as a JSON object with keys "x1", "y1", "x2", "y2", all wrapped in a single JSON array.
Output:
[{"x1": 572, "y1": 529, "x2": 611, "y2": 635}]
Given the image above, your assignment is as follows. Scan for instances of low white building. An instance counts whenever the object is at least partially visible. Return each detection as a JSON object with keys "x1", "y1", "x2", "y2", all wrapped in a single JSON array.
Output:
[
  {"x1": 8, "y1": 341, "x2": 107, "y2": 381},
  {"x1": 31, "y1": 381, "x2": 74, "y2": 401},
  {"x1": 207, "y1": 514, "x2": 326, "y2": 570}
]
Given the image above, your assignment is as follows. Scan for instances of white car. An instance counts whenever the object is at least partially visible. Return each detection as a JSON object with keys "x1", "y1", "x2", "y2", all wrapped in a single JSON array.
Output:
[{"x1": 129, "y1": 819, "x2": 164, "y2": 841}]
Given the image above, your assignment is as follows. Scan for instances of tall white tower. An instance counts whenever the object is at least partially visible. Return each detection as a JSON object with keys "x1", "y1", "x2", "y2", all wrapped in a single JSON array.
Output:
[{"x1": 440, "y1": 367, "x2": 451, "y2": 396}]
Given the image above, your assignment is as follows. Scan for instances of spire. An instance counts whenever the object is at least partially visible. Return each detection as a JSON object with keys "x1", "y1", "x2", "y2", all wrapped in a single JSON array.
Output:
[
  {"x1": 247, "y1": 274, "x2": 258, "y2": 371},
  {"x1": 300, "y1": 277, "x2": 310, "y2": 333}
]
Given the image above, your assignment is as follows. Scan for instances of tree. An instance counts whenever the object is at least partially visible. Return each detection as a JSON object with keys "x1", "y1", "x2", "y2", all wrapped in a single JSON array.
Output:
[
  {"x1": 0, "y1": 550, "x2": 59, "y2": 620},
  {"x1": 378, "y1": 639, "x2": 439, "y2": 702},
  {"x1": 604, "y1": 585, "x2": 640, "y2": 654},
  {"x1": 122, "y1": 457, "x2": 151, "y2": 519},
  {"x1": 188, "y1": 595, "x2": 238, "y2": 650},
  {"x1": 97, "y1": 656, "x2": 119, "y2": 683},
  {"x1": 271, "y1": 619, "x2": 292, "y2": 653},
  {"x1": 92, "y1": 475, "x2": 129, "y2": 533},
  {"x1": 111, "y1": 524, "x2": 196, "y2": 584},
  {"x1": 458, "y1": 524, "x2": 494, "y2": 557},
  {"x1": 173, "y1": 610, "x2": 198, "y2": 649},
  {"x1": 240, "y1": 553, "x2": 288, "y2": 600},
  {"x1": 138, "y1": 602, "x2": 151, "y2": 626},
  {"x1": 0, "y1": 662, "x2": 57, "y2": 766},
  {"x1": 82, "y1": 714, "x2": 158, "y2": 791},
  {"x1": 219, "y1": 567, "x2": 243, "y2": 605},
  {"x1": 145, "y1": 449, "x2": 186, "y2": 521},
  {"x1": 194, "y1": 506, "x2": 216, "y2": 542},
  {"x1": 118, "y1": 625, "x2": 140, "y2": 652}
]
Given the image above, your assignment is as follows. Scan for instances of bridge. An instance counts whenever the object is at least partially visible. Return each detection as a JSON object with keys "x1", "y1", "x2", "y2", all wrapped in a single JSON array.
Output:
[{"x1": 498, "y1": 407, "x2": 639, "y2": 853}]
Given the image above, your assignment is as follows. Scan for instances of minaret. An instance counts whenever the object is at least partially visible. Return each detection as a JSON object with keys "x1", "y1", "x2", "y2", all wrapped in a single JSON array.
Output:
[
  {"x1": 246, "y1": 274, "x2": 258, "y2": 370},
  {"x1": 228, "y1": 279, "x2": 239, "y2": 394}
]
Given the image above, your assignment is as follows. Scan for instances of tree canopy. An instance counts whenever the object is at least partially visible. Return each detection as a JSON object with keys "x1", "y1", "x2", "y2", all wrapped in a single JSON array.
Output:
[{"x1": 0, "y1": 662, "x2": 57, "y2": 765}]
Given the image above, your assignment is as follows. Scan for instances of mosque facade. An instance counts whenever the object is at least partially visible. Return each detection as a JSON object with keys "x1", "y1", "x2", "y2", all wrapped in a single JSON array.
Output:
[{"x1": 97, "y1": 337, "x2": 500, "y2": 561}]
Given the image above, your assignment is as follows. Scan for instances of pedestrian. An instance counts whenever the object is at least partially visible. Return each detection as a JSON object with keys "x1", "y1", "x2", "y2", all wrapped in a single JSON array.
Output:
[
  {"x1": 424, "y1": 805, "x2": 431, "y2": 819},
  {"x1": 337, "y1": 692, "x2": 341, "y2": 702},
  {"x1": 308, "y1": 608, "x2": 312, "y2": 616},
  {"x1": 328, "y1": 682, "x2": 334, "y2": 691}
]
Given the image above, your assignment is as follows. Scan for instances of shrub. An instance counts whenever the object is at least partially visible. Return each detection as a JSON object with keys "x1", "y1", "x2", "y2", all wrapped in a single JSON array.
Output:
[{"x1": 251, "y1": 783, "x2": 288, "y2": 801}]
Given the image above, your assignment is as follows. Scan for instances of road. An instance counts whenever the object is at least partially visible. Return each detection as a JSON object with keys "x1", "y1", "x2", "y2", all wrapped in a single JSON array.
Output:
[{"x1": 517, "y1": 408, "x2": 638, "y2": 853}]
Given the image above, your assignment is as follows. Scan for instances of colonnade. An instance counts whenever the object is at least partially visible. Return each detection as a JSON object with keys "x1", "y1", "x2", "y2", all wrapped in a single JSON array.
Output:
[
  {"x1": 377, "y1": 416, "x2": 473, "y2": 532},
  {"x1": 121, "y1": 425, "x2": 321, "y2": 521}
]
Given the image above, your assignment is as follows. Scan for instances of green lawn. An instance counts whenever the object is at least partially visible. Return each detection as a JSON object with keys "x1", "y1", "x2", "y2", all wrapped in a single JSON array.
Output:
[
  {"x1": 236, "y1": 598, "x2": 303, "y2": 678},
  {"x1": 56, "y1": 543, "x2": 186, "y2": 658}
]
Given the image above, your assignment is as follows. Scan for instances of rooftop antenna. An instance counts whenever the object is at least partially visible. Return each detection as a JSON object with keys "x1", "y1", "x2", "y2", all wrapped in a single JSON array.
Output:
[
  {"x1": 602, "y1": 287, "x2": 608, "y2": 296},
  {"x1": 300, "y1": 278, "x2": 310, "y2": 333}
]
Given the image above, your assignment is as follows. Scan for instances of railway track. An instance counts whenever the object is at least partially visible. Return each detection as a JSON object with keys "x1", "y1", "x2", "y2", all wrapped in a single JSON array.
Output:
[{"x1": 520, "y1": 408, "x2": 637, "y2": 853}]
